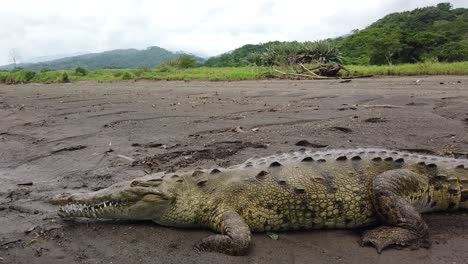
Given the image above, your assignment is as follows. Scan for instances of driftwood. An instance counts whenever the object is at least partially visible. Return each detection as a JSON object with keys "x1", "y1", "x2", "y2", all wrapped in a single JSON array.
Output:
[
  {"x1": 317, "y1": 64, "x2": 351, "y2": 77},
  {"x1": 271, "y1": 62, "x2": 372, "y2": 80},
  {"x1": 272, "y1": 68, "x2": 373, "y2": 80},
  {"x1": 273, "y1": 69, "x2": 335, "y2": 80},
  {"x1": 299, "y1": 63, "x2": 320, "y2": 77},
  {"x1": 319, "y1": 65, "x2": 341, "y2": 77}
]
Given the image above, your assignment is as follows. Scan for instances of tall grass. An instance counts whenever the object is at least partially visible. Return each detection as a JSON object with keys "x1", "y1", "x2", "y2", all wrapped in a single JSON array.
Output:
[
  {"x1": 0, "y1": 62, "x2": 466, "y2": 84},
  {"x1": 346, "y1": 62, "x2": 468, "y2": 76}
]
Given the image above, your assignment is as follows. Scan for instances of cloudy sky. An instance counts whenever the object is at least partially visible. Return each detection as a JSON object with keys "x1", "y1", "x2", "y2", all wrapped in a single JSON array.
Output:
[{"x1": 1, "y1": 0, "x2": 466, "y2": 65}]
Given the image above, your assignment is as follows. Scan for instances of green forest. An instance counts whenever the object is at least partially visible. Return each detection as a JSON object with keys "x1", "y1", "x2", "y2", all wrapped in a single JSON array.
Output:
[
  {"x1": 206, "y1": 3, "x2": 468, "y2": 67},
  {"x1": 335, "y1": 2, "x2": 468, "y2": 65}
]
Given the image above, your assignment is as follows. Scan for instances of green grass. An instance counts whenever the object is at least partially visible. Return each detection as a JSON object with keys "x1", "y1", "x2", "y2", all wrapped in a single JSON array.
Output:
[
  {"x1": 345, "y1": 62, "x2": 468, "y2": 76},
  {"x1": 0, "y1": 62, "x2": 467, "y2": 84}
]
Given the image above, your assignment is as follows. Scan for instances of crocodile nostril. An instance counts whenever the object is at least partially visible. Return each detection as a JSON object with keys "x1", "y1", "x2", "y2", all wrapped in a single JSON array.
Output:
[{"x1": 51, "y1": 193, "x2": 74, "y2": 205}]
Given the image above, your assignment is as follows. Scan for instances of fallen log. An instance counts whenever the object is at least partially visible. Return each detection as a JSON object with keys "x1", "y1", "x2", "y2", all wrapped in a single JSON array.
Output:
[{"x1": 272, "y1": 69, "x2": 373, "y2": 80}]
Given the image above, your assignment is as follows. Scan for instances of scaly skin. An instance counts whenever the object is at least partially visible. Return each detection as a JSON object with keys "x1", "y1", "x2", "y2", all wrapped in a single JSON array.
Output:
[{"x1": 52, "y1": 148, "x2": 468, "y2": 255}]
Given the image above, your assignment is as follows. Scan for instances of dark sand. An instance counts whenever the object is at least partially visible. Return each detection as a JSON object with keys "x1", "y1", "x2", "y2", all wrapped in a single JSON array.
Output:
[{"x1": 0, "y1": 76, "x2": 467, "y2": 264}]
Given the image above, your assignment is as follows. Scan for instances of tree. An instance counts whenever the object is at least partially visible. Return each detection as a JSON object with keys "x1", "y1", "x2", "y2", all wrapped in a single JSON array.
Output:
[
  {"x1": 335, "y1": 3, "x2": 467, "y2": 64},
  {"x1": 176, "y1": 54, "x2": 197, "y2": 68},
  {"x1": 435, "y1": 41, "x2": 468, "y2": 62},
  {"x1": 9, "y1": 49, "x2": 20, "y2": 69},
  {"x1": 406, "y1": 32, "x2": 447, "y2": 61},
  {"x1": 437, "y1": 2, "x2": 452, "y2": 11},
  {"x1": 156, "y1": 54, "x2": 198, "y2": 71},
  {"x1": 74, "y1": 66, "x2": 88, "y2": 76},
  {"x1": 204, "y1": 41, "x2": 281, "y2": 67},
  {"x1": 368, "y1": 29, "x2": 403, "y2": 65}
]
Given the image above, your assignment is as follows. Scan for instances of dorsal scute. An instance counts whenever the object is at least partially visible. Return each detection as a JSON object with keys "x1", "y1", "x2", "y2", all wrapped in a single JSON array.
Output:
[
  {"x1": 235, "y1": 148, "x2": 468, "y2": 170},
  {"x1": 148, "y1": 148, "x2": 467, "y2": 181},
  {"x1": 135, "y1": 148, "x2": 467, "y2": 198}
]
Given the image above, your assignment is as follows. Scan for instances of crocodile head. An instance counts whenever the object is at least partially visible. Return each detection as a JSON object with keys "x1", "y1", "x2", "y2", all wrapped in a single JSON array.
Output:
[{"x1": 53, "y1": 177, "x2": 174, "y2": 221}]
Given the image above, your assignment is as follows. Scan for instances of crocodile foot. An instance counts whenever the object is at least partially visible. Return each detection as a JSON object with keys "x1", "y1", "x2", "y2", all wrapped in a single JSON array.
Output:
[
  {"x1": 194, "y1": 234, "x2": 250, "y2": 256},
  {"x1": 361, "y1": 226, "x2": 431, "y2": 253},
  {"x1": 366, "y1": 169, "x2": 432, "y2": 253},
  {"x1": 194, "y1": 210, "x2": 251, "y2": 255}
]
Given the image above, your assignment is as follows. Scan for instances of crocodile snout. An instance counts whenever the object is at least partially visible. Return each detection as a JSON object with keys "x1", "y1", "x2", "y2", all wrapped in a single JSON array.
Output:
[{"x1": 51, "y1": 193, "x2": 76, "y2": 205}]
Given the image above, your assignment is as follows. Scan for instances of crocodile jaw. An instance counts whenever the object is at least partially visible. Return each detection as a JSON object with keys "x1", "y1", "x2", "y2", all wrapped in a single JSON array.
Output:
[
  {"x1": 58, "y1": 199, "x2": 134, "y2": 219},
  {"x1": 53, "y1": 179, "x2": 173, "y2": 220}
]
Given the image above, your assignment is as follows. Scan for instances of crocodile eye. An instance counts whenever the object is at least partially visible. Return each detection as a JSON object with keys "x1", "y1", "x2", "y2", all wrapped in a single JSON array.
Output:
[
  {"x1": 131, "y1": 179, "x2": 162, "y2": 187},
  {"x1": 131, "y1": 180, "x2": 140, "y2": 187}
]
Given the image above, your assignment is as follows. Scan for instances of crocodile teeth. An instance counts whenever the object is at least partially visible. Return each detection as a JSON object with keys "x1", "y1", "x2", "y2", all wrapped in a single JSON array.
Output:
[{"x1": 58, "y1": 199, "x2": 129, "y2": 218}]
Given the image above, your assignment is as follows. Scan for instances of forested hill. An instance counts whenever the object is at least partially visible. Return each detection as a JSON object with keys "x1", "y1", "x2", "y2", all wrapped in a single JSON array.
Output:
[
  {"x1": 206, "y1": 2, "x2": 468, "y2": 66},
  {"x1": 335, "y1": 2, "x2": 468, "y2": 65},
  {"x1": 1, "y1": 47, "x2": 195, "y2": 70},
  {"x1": 204, "y1": 42, "x2": 281, "y2": 67}
]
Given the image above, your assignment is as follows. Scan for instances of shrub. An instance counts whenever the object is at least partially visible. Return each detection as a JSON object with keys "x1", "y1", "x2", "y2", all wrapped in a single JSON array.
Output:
[
  {"x1": 112, "y1": 71, "x2": 123, "y2": 77},
  {"x1": 122, "y1": 71, "x2": 133, "y2": 80},
  {"x1": 21, "y1": 70, "x2": 36, "y2": 82},
  {"x1": 40, "y1": 67, "x2": 52, "y2": 73},
  {"x1": 5, "y1": 74, "x2": 15, "y2": 84},
  {"x1": 6, "y1": 69, "x2": 37, "y2": 83},
  {"x1": 0, "y1": 73, "x2": 7, "y2": 83},
  {"x1": 132, "y1": 66, "x2": 150, "y2": 77},
  {"x1": 176, "y1": 54, "x2": 198, "y2": 69},
  {"x1": 253, "y1": 40, "x2": 343, "y2": 66},
  {"x1": 60, "y1": 72, "x2": 70, "y2": 83},
  {"x1": 74, "y1": 66, "x2": 88, "y2": 76},
  {"x1": 435, "y1": 41, "x2": 468, "y2": 62},
  {"x1": 156, "y1": 54, "x2": 198, "y2": 71},
  {"x1": 155, "y1": 63, "x2": 175, "y2": 72},
  {"x1": 156, "y1": 60, "x2": 177, "y2": 72}
]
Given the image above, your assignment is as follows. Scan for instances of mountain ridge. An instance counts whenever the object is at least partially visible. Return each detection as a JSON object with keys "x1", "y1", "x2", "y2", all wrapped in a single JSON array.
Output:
[{"x1": 0, "y1": 46, "x2": 204, "y2": 70}]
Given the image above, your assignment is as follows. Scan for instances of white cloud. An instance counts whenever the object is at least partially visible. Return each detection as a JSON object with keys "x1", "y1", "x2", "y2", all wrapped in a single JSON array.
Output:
[{"x1": 0, "y1": 0, "x2": 466, "y2": 65}]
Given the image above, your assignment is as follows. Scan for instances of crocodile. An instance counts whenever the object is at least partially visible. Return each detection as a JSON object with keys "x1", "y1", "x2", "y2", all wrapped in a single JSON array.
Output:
[{"x1": 53, "y1": 148, "x2": 468, "y2": 255}]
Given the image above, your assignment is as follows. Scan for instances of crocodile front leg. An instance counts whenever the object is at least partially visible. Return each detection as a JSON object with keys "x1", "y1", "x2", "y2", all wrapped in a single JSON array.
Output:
[
  {"x1": 362, "y1": 169, "x2": 431, "y2": 252},
  {"x1": 195, "y1": 210, "x2": 251, "y2": 255}
]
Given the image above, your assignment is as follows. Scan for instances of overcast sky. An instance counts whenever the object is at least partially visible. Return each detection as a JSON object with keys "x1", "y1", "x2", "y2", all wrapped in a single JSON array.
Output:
[{"x1": 1, "y1": 0, "x2": 467, "y2": 65}]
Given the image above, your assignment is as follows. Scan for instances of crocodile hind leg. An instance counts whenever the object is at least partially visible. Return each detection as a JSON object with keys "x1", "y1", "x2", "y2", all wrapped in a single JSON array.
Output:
[
  {"x1": 194, "y1": 210, "x2": 251, "y2": 255},
  {"x1": 362, "y1": 169, "x2": 431, "y2": 253}
]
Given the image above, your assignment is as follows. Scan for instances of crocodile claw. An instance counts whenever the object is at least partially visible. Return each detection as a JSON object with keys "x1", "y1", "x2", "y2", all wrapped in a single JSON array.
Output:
[{"x1": 361, "y1": 226, "x2": 431, "y2": 253}]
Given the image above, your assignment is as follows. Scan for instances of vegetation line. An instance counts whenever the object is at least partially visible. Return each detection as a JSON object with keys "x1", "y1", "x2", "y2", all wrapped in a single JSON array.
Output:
[{"x1": 0, "y1": 62, "x2": 467, "y2": 84}]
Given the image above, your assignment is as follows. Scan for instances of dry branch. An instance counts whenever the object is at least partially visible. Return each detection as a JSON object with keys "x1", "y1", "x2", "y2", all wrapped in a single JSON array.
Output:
[
  {"x1": 272, "y1": 67, "x2": 373, "y2": 80},
  {"x1": 299, "y1": 63, "x2": 320, "y2": 77},
  {"x1": 273, "y1": 69, "x2": 335, "y2": 80}
]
